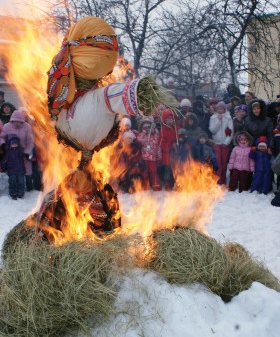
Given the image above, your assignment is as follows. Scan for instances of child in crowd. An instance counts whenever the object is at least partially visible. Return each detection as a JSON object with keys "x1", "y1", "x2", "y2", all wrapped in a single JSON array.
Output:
[
  {"x1": 170, "y1": 128, "x2": 193, "y2": 173},
  {"x1": 209, "y1": 101, "x2": 233, "y2": 185},
  {"x1": 119, "y1": 116, "x2": 138, "y2": 137},
  {"x1": 137, "y1": 117, "x2": 162, "y2": 191},
  {"x1": 228, "y1": 132, "x2": 255, "y2": 192},
  {"x1": 0, "y1": 134, "x2": 25, "y2": 200},
  {"x1": 249, "y1": 136, "x2": 272, "y2": 195},
  {"x1": 0, "y1": 110, "x2": 35, "y2": 192},
  {"x1": 193, "y1": 133, "x2": 218, "y2": 171},
  {"x1": 160, "y1": 109, "x2": 179, "y2": 191},
  {"x1": 233, "y1": 105, "x2": 247, "y2": 135},
  {"x1": 118, "y1": 130, "x2": 148, "y2": 193}
]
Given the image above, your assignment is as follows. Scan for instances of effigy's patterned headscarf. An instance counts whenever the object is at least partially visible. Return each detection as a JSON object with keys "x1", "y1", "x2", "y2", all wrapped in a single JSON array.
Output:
[{"x1": 47, "y1": 16, "x2": 119, "y2": 116}]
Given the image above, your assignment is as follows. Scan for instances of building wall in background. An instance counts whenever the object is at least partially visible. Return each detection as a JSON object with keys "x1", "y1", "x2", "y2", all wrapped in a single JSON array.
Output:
[{"x1": 248, "y1": 13, "x2": 280, "y2": 101}]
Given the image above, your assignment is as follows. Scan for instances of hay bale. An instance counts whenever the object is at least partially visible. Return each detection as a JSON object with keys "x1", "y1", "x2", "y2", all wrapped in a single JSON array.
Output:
[
  {"x1": 146, "y1": 227, "x2": 230, "y2": 296},
  {"x1": 222, "y1": 242, "x2": 280, "y2": 302},
  {"x1": 147, "y1": 228, "x2": 280, "y2": 302},
  {"x1": 1, "y1": 215, "x2": 43, "y2": 261},
  {"x1": 0, "y1": 240, "x2": 119, "y2": 336}
]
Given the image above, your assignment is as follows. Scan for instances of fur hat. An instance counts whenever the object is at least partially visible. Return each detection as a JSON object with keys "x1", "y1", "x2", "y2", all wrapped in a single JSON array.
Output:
[
  {"x1": 122, "y1": 130, "x2": 136, "y2": 141},
  {"x1": 180, "y1": 98, "x2": 192, "y2": 108},
  {"x1": 237, "y1": 134, "x2": 248, "y2": 142},
  {"x1": 10, "y1": 110, "x2": 25, "y2": 123},
  {"x1": 248, "y1": 99, "x2": 267, "y2": 120},
  {"x1": 216, "y1": 101, "x2": 227, "y2": 110},
  {"x1": 233, "y1": 131, "x2": 253, "y2": 146}
]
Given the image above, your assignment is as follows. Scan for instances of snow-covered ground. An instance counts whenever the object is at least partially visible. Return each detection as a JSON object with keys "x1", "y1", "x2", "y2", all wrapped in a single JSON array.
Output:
[{"x1": 0, "y1": 185, "x2": 279, "y2": 337}]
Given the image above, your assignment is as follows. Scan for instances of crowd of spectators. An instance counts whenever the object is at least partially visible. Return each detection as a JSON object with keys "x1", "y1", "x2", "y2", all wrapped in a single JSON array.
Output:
[
  {"x1": 110, "y1": 80, "x2": 280, "y2": 207},
  {"x1": 1, "y1": 82, "x2": 280, "y2": 207}
]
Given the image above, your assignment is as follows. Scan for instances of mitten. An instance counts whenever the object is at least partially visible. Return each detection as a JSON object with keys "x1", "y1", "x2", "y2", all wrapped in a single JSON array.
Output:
[
  {"x1": 24, "y1": 153, "x2": 32, "y2": 161},
  {"x1": 225, "y1": 127, "x2": 232, "y2": 136}
]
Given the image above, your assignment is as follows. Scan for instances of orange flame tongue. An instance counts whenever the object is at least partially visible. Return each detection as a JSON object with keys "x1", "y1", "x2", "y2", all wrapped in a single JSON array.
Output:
[{"x1": 120, "y1": 160, "x2": 223, "y2": 237}]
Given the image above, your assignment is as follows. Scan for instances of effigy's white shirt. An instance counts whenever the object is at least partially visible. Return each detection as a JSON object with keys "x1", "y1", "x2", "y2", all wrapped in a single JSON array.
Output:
[{"x1": 55, "y1": 79, "x2": 141, "y2": 150}]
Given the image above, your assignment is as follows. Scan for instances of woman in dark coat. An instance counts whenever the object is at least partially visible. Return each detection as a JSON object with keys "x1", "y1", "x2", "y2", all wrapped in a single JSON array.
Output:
[
  {"x1": 244, "y1": 99, "x2": 274, "y2": 150},
  {"x1": 192, "y1": 100, "x2": 211, "y2": 138}
]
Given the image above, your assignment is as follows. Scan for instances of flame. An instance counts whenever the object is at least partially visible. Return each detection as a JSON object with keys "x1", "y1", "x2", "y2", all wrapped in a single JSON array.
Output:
[
  {"x1": 1, "y1": 14, "x2": 224, "y2": 246},
  {"x1": 120, "y1": 159, "x2": 223, "y2": 238}
]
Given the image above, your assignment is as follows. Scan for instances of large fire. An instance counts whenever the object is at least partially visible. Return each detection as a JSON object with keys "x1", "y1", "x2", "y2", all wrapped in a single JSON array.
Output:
[{"x1": 0, "y1": 15, "x2": 224, "y2": 245}]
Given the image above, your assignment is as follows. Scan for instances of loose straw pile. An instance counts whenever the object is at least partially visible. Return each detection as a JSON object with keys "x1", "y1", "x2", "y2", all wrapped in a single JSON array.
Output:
[
  {"x1": 147, "y1": 227, "x2": 280, "y2": 302},
  {"x1": 0, "y1": 227, "x2": 135, "y2": 336}
]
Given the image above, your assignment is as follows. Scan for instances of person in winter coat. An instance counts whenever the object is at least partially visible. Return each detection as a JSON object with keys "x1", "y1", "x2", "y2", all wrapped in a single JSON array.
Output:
[
  {"x1": 160, "y1": 109, "x2": 179, "y2": 191},
  {"x1": 223, "y1": 83, "x2": 241, "y2": 104},
  {"x1": 233, "y1": 105, "x2": 247, "y2": 135},
  {"x1": 208, "y1": 98, "x2": 219, "y2": 116},
  {"x1": 177, "y1": 98, "x2": 192, "y2": 128},
  {"x1": 184, "y1": 113, "x2": 204, "y2": 141},
  {"x1": 119, "y1": 116, "x2": 139, "y2": 137},
  {"x1": 0, "y1": 102, "x2": 16, "y2": 125},
  {"x1": 192, "y1": 99, "x2": 211, "y2": 138},
  {"x1": 0, "y1": 134, "x2": 26, "y2": 199},
  {"x1": 271, "y1": 114, "x2": 280, "y2": 193},
  {"x1": 228, "y1": 132, "x2": 255, "y2": 192},
  {"x1": 137, "y1": 117, "x2": 162, "y2": 191},
  {"x1": 273, "y1": 113, "x2": 280, "y2": 160},
  {"x1": 0, "y1": 110, "x2": 35, "y2": 191},
  {"x1": 249, "y1": 136, "x2": 272, "y2": 195},
  {"x1": 267, "y1": 99, "x2": 280, "y2": 127},
  {"x1": 209, "y1": 101, "x2": 233, "y2": 185},
  {"x1": 118, "y1": 130, "x2": 149, "y2": 193},
  {"x1": 193, "y1": 133, "x2": 218, "y2": 172},
  {"x1": 170, "y1": 128, "x2": 194, "y2": 174},
  {"x1": 244, "y1": 99, "x2": 274, "y2": 150}
]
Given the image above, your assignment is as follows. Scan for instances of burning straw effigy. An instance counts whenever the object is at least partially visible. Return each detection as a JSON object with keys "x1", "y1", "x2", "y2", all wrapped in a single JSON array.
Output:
[
  {"x1": 1, "y1": 14, "x2": 280, "y2": 337},
  {"x1": 0, "y1": 15, "x2": 177, "y2": 336}
]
